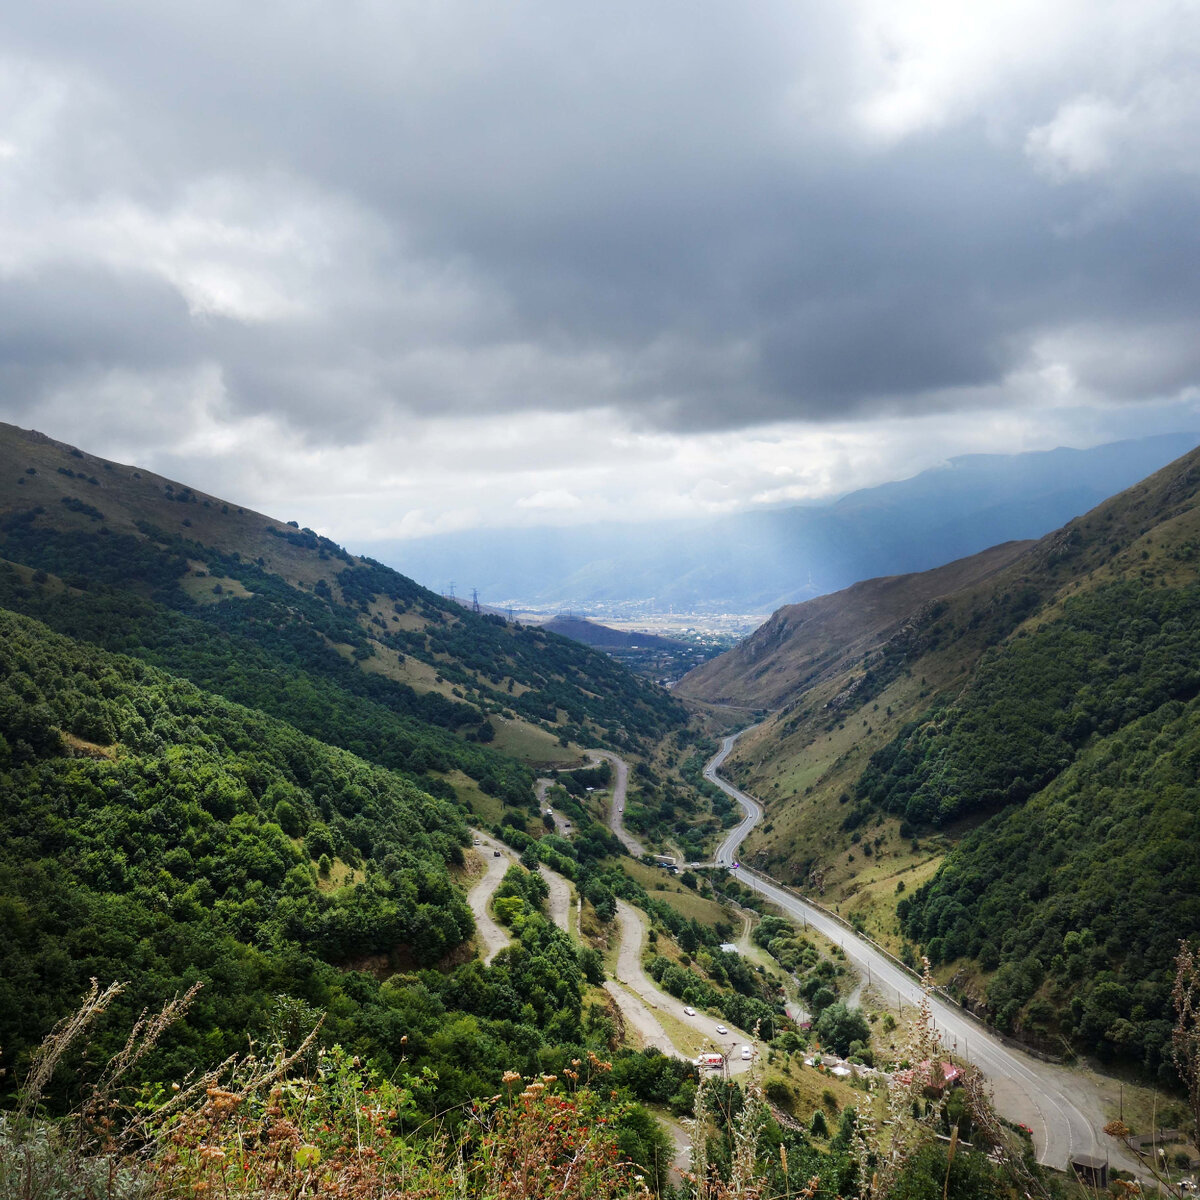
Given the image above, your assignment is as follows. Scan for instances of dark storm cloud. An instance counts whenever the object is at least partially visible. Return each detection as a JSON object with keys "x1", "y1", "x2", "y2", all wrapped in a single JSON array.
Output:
[
  {"x1": 0, "y1": 0, "x2": 1198, "y2": 447},
  {"x1": 0, "y1": 267, "x2": 195, "y2": 372}
]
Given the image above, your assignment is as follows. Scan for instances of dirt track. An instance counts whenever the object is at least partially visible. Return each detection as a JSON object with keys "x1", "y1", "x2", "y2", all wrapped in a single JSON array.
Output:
[
  {"x1": 587, "y1": 749, "x2": 645, "y2": 857},
  {"x1": 467, "y1": 830, "x2": 517, "y2": 965},
  {"x1": 541, "y1": 864, "x2": 572, "y2": 933}
]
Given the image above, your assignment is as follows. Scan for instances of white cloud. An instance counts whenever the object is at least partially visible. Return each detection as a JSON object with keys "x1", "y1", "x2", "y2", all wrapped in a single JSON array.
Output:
[
  {"x1": 848, "y1": 0, "x2": 1087, "y2": 140},
  {"x1": 515, "y1": 489, "x2": 584, "y2": 510},
  {"x1": 1026, "y1": 96, "x2": 1127, "y2": 179}
]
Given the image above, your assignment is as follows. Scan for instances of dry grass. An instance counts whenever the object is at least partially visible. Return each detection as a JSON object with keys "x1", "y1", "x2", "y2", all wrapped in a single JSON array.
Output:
[
  {"x1": 313, "y1": 856, "x2": 364, "y2": 892},
  {"x1": 358, "y1": 645, "x2": 466, "y2": 702},
  {"x1": 620, "y1": 859, "x2": 736, "y2": 928},
  {"x1": 442, "y1": 770, "x2": 505, "y2": 824},
  {"x1": 178, "y1": 567, "x2": 253, "y2": 605},
  {"x1": 2, "y1": 984, "x2": 661, "y2": 1200},
  {"x1": 488, "y1": 718, "x2": 576, "y2": 765}
]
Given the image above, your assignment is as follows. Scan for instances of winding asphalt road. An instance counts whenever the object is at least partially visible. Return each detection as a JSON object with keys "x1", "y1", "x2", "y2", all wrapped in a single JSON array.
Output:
[{"x1": 704, "y1": 729, "x2": 1116, "y2": 1174}]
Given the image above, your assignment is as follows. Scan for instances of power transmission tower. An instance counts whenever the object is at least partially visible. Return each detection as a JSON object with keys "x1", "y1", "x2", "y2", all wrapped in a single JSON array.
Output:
[
  {"x1": 448, "y1": 581, "x2": 456, "y2": 601},
  {"x1": 471, "y1": 588, "x2": 480, "y2": 613}
]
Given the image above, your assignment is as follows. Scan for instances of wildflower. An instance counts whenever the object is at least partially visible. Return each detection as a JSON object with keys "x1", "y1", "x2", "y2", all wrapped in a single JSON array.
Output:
[{"x1": 502, "y1": 1070, "x2": 522, "y2": 1084}]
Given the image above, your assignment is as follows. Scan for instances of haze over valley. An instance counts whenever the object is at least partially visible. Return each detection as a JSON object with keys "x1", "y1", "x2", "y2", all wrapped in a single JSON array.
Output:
[{"x1": 375, "y1": 433, "x2": 1200, "y2": 621}]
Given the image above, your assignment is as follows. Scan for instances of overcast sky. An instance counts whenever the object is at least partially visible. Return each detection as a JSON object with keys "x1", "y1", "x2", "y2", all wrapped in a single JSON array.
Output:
[{"x1": 2, "y1": 1, "x2": 1199, "y2": 541}]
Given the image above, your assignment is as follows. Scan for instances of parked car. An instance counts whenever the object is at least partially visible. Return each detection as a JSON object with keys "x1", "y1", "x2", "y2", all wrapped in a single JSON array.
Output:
[
  {"x1": 715, "y1": 1024, "x2": 728, "y2": 1035},
  {"x1": 683, "y1": 1006, "x2": 696, "y2": 1016}
]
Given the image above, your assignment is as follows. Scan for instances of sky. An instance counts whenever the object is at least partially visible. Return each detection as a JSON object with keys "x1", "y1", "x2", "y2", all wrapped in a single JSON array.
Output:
[{"x1": 1, "y1": 1, "x2": 1199, "y2": 544}]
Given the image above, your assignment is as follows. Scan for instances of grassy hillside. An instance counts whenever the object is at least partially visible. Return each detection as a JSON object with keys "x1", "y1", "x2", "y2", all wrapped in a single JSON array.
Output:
[
  {"x1": 674, "y1": 539, "x2": 1033, "y2": 713},
  {"x1": 0, "y1": 423, "x2": 686, "y2": 798},
  {"x1": 681, "y1": 444, "x2": 1200, "y2": 1077}
]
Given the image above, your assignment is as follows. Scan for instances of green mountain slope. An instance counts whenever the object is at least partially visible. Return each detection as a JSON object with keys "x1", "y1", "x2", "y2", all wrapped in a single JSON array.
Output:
[
  {"x1": 0, "y1": 422, "x2": 691, "y2": 1111},
  {"x1": 901, "y1": 693, "x2": 1200, "y2": 1071},
  {"x1": 674, "y1": 539, "x2": 1033, "y2": 712},
  {"x1": 682, "y1": 444, "x2": 1200, "y2": 1075},
  {"x1": 0, "y1": 604, "x2": 482, "y2": 1093},
  {"x1": 0, "y1": 423, "x2": 685, "y2": 792}
]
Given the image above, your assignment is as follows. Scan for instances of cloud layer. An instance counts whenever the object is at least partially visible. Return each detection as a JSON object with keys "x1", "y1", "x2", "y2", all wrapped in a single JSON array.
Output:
[{"x1": 1, "y1": 1, "x2": 1199, "y2": 536}]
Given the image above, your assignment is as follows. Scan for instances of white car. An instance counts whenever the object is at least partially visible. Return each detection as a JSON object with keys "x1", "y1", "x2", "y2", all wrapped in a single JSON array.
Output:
[
  {"x1": 683, "y1": 1006, "x2": 696, "y2": 1016},
  {"x1": 741, "y1": 1046, "x2": 753, "y2": 1061},
  {"x1": 715, "y1": 1024, "x2": 728, "y2": 1035}
]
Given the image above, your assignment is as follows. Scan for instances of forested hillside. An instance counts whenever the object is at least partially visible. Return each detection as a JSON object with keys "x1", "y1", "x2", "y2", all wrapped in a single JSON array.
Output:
[
  {"x1": 0, "y1": 424, "x2": 685, "y2": 794},
  {"x1": 686, "y1": 445, "x2": 1200, "y2": 1078},
  {"x1": 0, "y1": 424, "x2": 690, "y2": 1131}
]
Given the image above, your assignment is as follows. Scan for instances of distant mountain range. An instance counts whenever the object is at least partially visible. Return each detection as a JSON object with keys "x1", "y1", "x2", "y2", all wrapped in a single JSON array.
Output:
[
  {"x1": 539, "y1": 615, "x2": 684, "y2": 650},
  {"x1": 364, "y1": 433, "x2": 1200, "y2": 614}
]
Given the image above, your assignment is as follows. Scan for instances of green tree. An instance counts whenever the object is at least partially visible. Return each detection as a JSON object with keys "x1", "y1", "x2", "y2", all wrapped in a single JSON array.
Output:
[{"x1": 815, "y1": 1003, "x2": 870, "y2": 1057}]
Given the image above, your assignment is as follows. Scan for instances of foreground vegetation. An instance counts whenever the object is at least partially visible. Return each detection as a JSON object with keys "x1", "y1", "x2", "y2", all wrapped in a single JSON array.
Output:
[{"x1": 0, "y1": 967, "x2": 1077, "y2": 1200}]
